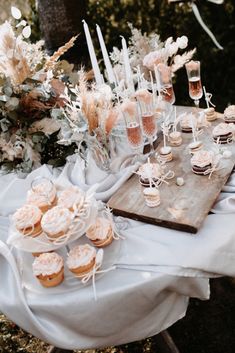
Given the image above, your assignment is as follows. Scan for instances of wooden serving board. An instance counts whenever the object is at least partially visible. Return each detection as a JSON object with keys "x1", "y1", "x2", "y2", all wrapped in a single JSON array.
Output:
[{"x1": 108, "y1": 106, "x2": 235, "y2": 234}]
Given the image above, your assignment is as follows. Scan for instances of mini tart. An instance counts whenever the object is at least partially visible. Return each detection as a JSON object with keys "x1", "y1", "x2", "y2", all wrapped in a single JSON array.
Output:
[
  {"x1": 143, "y1": 188, "x2": 160, "y2": 208},
  {"x1": 33, "y1": 252, "x2": 64, "y2": 287},
  {"x1": 190, "y1": 150, "x2": 213, "y2": 175},
  {"x1": 57, "y1": 186, "x2": 84, "y2": 212},
  {"x1": 27, "y1": 181, "x2": 57, "y2": 213},
  {"x1": 13, "y1": 204, "x2": 42, "y2": 237},
  {"x1": 205, "y1": 107, "x2": 217, "y2": 122},
  {"x1": 67, "y1": 244, "x2": 96, "y2": 277},
  {"x1": 224, "y1": 105, "x2": 235, "y2": 124},
  {"x1": 86, "y1": 217, "x2": 114, "y2": 247},
  {"x1": 138, "y1": 162, "x2": 162, "y2": 187},
  {"x1": 180, "y1": 115, "x2": 196, "y2": 133},
  {"x1": 188, "y1": 140, "x2": 203, "y2": 154},
  {"x1": 41, "y1": 206, "x2": 73, "y2": 239},
  {"x1": 159, "y1": 146, "x2": 173, "y2": 162},
  {"x1": 169, "y1": 131, "x2": 182, "y2": 146},
  {"x1": 212, "y1": 123, "x2": 233, "y2": 144}
]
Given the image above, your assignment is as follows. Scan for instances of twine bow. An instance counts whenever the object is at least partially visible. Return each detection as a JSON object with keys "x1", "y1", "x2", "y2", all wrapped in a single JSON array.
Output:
[
  {"x1": 101, "y1": 205, "x2": 125, "y2": 240},
  {"x1": 203, "y1": 154, "x2": 224, "y2": 179},
  {"x1": 81, "y1": 249, "x2": 116, "y2": 301}
]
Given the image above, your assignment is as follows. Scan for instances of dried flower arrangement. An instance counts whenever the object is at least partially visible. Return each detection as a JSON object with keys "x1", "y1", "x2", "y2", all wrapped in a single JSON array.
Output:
[
  {"x1": 0, "y1": 9, "x2": 196, "y2": 174},
  {"x1": 0, "y1": 7, "x2": 79, "y2": 173},
  {"x1": 110, "y1": 24, "x2": 196, "y2": 81}
]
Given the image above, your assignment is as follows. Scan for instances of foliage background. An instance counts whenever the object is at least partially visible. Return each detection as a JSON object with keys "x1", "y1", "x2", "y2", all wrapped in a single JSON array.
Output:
[{"x1": 0, "y1": 0, "x2": 234, "y2": 112}]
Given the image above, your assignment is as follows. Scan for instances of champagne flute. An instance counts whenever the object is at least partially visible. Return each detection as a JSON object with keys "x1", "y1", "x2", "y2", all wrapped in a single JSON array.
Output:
[
  {"x1": 135, "y1": 89, "x2": 157, "y2": 155},
  {"x1": 121, "y1": 99, "x2": 143, "y2": 153},
  {"x1": 185, "y1": 60, "x2": 203, "y2": 108},
  {"x1": 156, "y1": 63, "x2": 175, "y2": 105}
]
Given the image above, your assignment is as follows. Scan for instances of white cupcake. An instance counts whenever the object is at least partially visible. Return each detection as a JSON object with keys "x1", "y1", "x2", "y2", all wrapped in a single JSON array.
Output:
[
  {"x1": 41, "y1": 206, "x2": 73, "y2": 239},
  {"x1": 13, "y1": 204, "x2": 42, "y2": 237},
  {"x1": 86, "y1": 217, "x2": 114, "y2": 247},
  {"x1": 27, "y1": 180, "x2": 57, "y2": 213},
  {"x1": 57, "y1": 186, "x2": 84, "y2": 212},
  {"x1": 33, "y1": 252, "x2": 64, "y2": 287},
  {"x1": 67, "y1": 244, "x2": 96, "y2": 277}
]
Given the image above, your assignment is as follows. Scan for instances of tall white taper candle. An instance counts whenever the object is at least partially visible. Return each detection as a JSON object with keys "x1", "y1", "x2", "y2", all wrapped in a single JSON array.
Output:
[
  {"x1": 82, "y1": 20, "x2": 103, "y2": 85},
  {"x1": 96, "y1": 24, "x2": 116, "y2": 84},
  {"x1": 121, "y1": 36, "x2": 134, "y2": 92}
]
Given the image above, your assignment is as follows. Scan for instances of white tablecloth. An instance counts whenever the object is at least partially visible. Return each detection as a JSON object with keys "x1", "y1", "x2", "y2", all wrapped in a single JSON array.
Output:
[{"x1": 0, "y1": 154, "x2": 235, "y2": 349}]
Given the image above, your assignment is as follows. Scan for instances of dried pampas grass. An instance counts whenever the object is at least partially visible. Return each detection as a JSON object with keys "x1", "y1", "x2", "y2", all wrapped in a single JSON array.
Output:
[
  {"x1": 171, "y1": 48, "x2": 196, "y2": 73},
  {"x1": 105, "y1": 108, "x2": 119, "y2": 135},
  {"x1": 45, "y1": 35, "x2": 78, "y2": 71},
  {"x1": 0, "y1": 21, "x2": 31, "y2": 85}
]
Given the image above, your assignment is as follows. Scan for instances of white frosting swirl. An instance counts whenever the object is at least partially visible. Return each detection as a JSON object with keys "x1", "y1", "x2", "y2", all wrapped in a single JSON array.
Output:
[
  {"x1": 180, "y1": 114, "x2": 196, "y2": 129},
  {"x1": 33, "y1": 252, "x2": 63, "y2": 276},
  {"x1": 86, "y1": 217, "x2": 112, "y2": 241},
  {"x1": 57, "y1": 186, "x2": 83, "y2": 209},
  {"x1": 191, "y1": 150, "x2": 213, "y2": 168},
  {"x1": 27, "y1": 181, "x2": 56, "y2": 207},
  {"x1": 224, "y1": 105, "x2": 235, "y2": 118},
  {"x1": 67, "y1": 244, "x2": 96, "y2": 269},
  {"x1": 138, "y1": 162, "x2": 162, "y2": 179},
  {"x1": 169, "y1": 131, "x2": 181, "y2": 140},
  {"x1": 41, "y1": 206, "x2": 72, "y2": 235},
  {"x1": 13, "y1": 204, "x2": 42, "y2": 230},
  {"x1": 212, "y1": 123, "x2": 233, "y2": 137}
]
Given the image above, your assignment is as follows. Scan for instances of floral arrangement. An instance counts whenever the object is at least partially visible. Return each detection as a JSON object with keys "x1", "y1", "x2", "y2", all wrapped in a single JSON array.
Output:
[
  {"x1": 110, "y1": 24, "x2": 195, "y2": 81},
  {"x1": 0, "y1": 7, "x2": 79, "y2": 173},
  {"x1": 0, "y1": 8, "x2": 196, "y2": 174}
]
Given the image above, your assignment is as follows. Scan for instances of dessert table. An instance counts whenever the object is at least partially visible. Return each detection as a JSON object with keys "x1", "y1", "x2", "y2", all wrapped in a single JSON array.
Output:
[{"x1": 1, "y1": 108, "x2": 235, "y2": 350}]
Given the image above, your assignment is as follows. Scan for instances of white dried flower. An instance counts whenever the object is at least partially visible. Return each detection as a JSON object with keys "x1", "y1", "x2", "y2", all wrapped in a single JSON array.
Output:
[
  {"x1": 168, "y1": 42, "x2": 179, "y2": 56},
  {"x1": 143, "y1": 50, "x2": 164, "y2": 70},
  {"x1": 176, "y1": 36, "x2": 188, "y2": 50}
]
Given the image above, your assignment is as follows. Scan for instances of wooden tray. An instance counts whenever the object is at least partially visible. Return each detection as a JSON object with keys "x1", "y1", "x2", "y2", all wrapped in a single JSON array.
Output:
[{"x1": 108, "y1": 107, "x2": 235, "y2": 233}]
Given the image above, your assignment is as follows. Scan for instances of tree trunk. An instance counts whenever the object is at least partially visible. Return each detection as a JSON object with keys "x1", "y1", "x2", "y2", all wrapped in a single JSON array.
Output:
[{"x1": 37, "y1": 0, "x2": 88, "y2": 65}]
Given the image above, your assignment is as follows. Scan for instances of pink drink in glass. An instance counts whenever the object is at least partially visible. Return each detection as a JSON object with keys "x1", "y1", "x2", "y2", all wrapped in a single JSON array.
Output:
[
  {"x1": 126, "y1": 121, "x2": 142, "y2": 148},
  {"x1": 142, "y1": 114, "x2": 157, "y2": 137},
  {"x1": 188, "y1": 76, "x2": 203, "y2": 101}
]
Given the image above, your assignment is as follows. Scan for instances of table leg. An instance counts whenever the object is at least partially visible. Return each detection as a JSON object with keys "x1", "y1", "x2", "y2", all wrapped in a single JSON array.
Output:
[{"x1": 156, "y1": 330, "x2": 181, "y2": 353}]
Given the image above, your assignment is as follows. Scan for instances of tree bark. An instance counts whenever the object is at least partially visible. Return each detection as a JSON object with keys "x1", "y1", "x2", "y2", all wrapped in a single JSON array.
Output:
[{"x1": 37, "y1": 0, "x2": 88, "y2": 64}]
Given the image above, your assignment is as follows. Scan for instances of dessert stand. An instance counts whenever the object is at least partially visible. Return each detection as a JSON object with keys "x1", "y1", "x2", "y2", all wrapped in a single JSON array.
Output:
[{"x1": 7, "y1": 183, "x2": 123, "y2": 297}]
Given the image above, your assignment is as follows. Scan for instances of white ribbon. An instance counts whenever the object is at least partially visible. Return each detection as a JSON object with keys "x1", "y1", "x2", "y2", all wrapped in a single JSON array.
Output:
[
  {"x1": 203, "y1": 154, "x2": 224, "y2": 179},
  {"x1": 135, "y1": 166, "x2": 175, "y2": 188},
  {"x1": 81, "y1": 249, "x2": 116, "y2": 301},
  {"x1": 191, "y1": 2, "x2": 223, "y2": 50},
  {"x1": 101, "y1": 205, "x2": 125, "y2": 240},
  {"x1": 203, "y1": 86, "x2": 216, "y2": 109}
]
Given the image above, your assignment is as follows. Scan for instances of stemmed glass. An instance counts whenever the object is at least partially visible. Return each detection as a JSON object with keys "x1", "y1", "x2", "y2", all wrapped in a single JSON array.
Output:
[
  {"x1": 121, "y1": 99, "x2": 144, "y2": 153},
  {"x1": 156, "y1": 63, "x2": 175, "y2": 105},
  {"x1": 185, "y1": 60, "x2": 203, "y2": 108},
  {"x1": 135, "y1": 89, "x2": 157, "y2": 155}
]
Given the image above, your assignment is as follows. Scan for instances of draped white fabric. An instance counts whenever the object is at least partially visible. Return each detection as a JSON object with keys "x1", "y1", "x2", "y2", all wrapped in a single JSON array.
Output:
[{"x1": 0, "y1": 151, "x2": 234, "y2": 349}]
